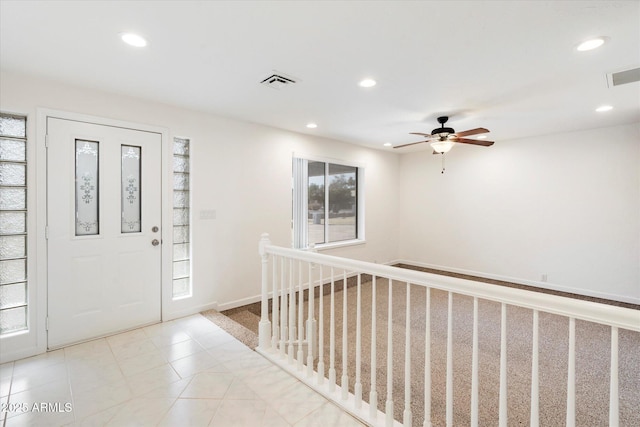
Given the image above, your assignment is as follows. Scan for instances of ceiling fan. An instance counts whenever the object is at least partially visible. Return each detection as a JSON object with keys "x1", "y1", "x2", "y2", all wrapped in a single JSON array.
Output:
[{"x1": 394, "y1": 116, "x2": 494, "y2": 153}]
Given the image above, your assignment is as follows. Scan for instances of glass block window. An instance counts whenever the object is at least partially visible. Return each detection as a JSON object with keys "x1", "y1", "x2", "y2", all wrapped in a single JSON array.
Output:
[
  {"x1": 0, "y1": 113, "x2": 28, "y2": 335},
  {"x1": 172, "y1": 137, "x2": 191, "y2": 299}
]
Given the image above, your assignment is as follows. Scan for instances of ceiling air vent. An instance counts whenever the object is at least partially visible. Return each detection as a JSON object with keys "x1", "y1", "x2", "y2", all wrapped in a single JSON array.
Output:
[
  {"x1": 606, "y1": 67, "x2": 640, "y2": 87},
  {"x1": 260, "y1": 72, "x2": 297, "y2": 90}
]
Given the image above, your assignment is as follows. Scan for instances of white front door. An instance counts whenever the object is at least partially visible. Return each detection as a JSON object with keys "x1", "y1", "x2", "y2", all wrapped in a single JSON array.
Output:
[{"x1": 47, "y1": 117, "x2": 162, "y2": 349}]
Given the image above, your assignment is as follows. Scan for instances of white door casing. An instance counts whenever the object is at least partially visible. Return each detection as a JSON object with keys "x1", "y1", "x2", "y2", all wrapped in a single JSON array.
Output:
[{"x1": 47, "y1": 117, "x2": 162, "y2": 348}]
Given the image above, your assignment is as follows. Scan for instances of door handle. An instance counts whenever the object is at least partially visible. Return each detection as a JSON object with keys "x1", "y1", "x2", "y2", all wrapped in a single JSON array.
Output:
[{"x1": 151, "y1": 239, "x2": 160, "y2": 246}]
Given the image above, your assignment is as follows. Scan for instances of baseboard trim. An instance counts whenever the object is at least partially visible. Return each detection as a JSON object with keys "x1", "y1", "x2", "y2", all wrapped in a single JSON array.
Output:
[
  {"x1": 217, "y1": 295, "x2": 262, "y2": 312},
  {"x1": 164, "y1": 301, "x2": 219, "y2": 321},
  {"x1": 392, "y1": 259, "x2": 640, "y2": 306}
]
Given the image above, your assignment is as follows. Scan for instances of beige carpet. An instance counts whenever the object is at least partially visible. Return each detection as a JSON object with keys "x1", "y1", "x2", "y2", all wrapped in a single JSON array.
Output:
[
  {"x1": 207, "y1": 273, "x2": 640, "y2": 426},
  {"x1": 200, "y1": 308, "x2": 258, "y2": 349}
]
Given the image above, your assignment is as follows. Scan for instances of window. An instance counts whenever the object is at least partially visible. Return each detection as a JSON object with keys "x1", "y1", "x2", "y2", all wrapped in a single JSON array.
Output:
[
  {"x1": 0, "y1": 113, "x2": 28, "y2": 335},
  {"x1": 172, "y1": 137, "x2": 191, "y2": 298},
  {"x1": 293, "y1": 156, "x2": 362, "y2": 249}
]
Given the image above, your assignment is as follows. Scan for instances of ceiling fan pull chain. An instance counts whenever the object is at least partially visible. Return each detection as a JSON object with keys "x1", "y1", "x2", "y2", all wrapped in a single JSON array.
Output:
[{"x1": 441, "y1": 153, "x2": 446, "y2": 174}]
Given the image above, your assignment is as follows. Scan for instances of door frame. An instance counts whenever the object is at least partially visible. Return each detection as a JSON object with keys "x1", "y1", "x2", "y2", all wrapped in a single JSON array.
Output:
[{"x1": 36, "y1": 108, "x2": 172, "y2": 351}]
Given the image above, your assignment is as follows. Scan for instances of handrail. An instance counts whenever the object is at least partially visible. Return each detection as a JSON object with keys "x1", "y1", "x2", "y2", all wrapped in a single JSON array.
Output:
[
  {"x1": 262, "y1": 242, "x2": 639, "y2": 332},
  {"x1": 257, "y1": 234, "x2": 639, "y2": 427}
]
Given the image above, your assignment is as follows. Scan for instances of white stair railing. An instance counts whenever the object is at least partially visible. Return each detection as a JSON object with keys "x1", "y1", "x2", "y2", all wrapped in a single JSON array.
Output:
[{"x1": 257, "y1": 233, "x2": 639, "y2": 427}]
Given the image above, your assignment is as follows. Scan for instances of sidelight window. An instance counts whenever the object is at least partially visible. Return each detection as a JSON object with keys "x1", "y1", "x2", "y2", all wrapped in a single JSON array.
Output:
[
  {"x1": 172, "y1": 137, "x2": 191, "y2": 298},
  {"x1": 0, "y1": 113, "x2": 28, "y2": 335}
]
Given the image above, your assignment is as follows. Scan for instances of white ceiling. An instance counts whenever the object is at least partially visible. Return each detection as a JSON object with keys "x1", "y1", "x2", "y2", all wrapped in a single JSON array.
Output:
[{"x1": 1, "y1": 0, "x2": 639, "y2": 151}]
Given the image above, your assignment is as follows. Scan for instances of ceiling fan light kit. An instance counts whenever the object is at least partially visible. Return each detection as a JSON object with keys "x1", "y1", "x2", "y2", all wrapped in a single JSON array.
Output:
[
  {"x1": 395, "y1": 115, "x2": 495, "y2": 173},
  {"x1": 430, "y1": 139, "x2": 454, "y2": 153}
]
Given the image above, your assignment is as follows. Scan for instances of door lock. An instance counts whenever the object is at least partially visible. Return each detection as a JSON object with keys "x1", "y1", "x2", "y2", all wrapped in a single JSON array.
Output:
[
  {"x1": 151, "y1": 239, "x2": 160, "y2": 246},
  {"x1": 152, "y1": 226, "x2": 159, "y2": 233}
]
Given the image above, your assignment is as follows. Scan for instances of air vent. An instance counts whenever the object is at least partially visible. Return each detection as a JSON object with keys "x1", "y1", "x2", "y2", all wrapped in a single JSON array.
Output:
[
  {"x1": 260, "y1": 73, "x2": 297, "y2": 90},
  {"x1": 607, "y1": 67, "x2": 640, "y2": 87}
]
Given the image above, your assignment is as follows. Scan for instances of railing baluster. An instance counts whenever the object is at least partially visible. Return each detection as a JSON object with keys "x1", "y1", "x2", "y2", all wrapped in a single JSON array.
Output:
[
  {"x1": 446, "y1": 292, "x2": 453, "y2": 427},
  {"x1": 329, "y1": 267, "x2": 336, "y2": 392},
  {"x1": 355, "y1": 274, "x2": 363, "y2": 409},
  {"x1": 566, "y1": 317, "x2": 576, "y2": 427},
  {"x1": 298, "y1": 261, "x2": 304, "y2": 370},
  {"x1": 610, "y1": 326, "x2": 619, "y2": 426},
  {"x1": 370, "y1": 275, "x2": 378, "y2": 420},
  {"x1": 271, "y1": 255, "x2": 279, "y2": 352},
  {"x1": 404, "y1": 282, "x2": 412, "y2": 427},
  {"x1": 342, "y1": 270, "x2": 349, "y2": 400},
  {"x1": 288, "y1": 258, "x2": 295, "y2": 364},
  {"x1": 307, "y1": 260, "x2": 315, "y2": 377},
  {"x1": 386, "y1": 279, "x2": 394, "y2": 427},
  {"x1": 499, "y1": 303, "x2": 508, "y2": 427},
  {"x1": 317, "y1": 265, "x2": 325, "y2": 386},
  {"x1": 530, "y1": 309, "x2": 539, "y2": 427},
  {"x1": 423, "y1": 287, "x2": 432, "y2": 427},
  {"x1": 471, "y1": 297, "x2": 479, "y2": 426},
  {"x1": 280, "y1": 257, "x2": 287, "y2": 359}
]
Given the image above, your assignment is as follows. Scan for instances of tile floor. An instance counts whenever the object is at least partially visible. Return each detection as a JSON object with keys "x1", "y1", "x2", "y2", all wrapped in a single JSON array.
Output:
[{"x1": 0, "y1": 314, "x2": 366, "y2": 426}]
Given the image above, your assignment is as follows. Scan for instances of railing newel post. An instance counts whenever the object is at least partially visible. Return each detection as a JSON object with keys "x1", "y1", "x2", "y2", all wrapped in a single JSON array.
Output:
[{"x1": 258, "y1": 233, "x2": 272, "y2": 351}]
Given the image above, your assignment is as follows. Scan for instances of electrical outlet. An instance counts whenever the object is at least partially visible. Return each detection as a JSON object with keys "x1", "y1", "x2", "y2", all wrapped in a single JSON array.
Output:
[
  {"x1": 200, "y1": 210, "x2": 216, "y2": 220},
  {"x1": 541, "y1": 274, "x2": 548, "y2": 282}
]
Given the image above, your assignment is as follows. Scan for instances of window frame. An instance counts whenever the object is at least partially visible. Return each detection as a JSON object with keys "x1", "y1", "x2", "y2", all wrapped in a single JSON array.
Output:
[{"x1": 292, "y1": 153, "x2": 365, "y2": 250}]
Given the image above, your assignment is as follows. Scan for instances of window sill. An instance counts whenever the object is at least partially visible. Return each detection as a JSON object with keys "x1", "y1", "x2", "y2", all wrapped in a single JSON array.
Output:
[{"x1": 312, "y1": 239, "x2": 366, "y2": 251}]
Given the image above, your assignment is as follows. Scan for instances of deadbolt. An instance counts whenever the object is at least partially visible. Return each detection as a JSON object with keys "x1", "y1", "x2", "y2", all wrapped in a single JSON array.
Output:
[
  {"x1": 151, "y1": 239, "x2": 160, "y2": 246},
  {"x1": 152, "y1": 226, "x2": 159, "y2": 233}
]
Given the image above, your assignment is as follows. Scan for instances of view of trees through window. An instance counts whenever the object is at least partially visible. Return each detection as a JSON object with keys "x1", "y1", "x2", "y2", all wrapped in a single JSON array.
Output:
[{"x1": 307, "y1": 161, "x2": 357, "y2": 245}]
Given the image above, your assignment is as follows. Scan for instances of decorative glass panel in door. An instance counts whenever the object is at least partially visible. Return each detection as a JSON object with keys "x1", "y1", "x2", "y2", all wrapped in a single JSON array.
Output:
[
  {"x1": 121, "y1": 145, "x2": 141, "y2": 233},
  {"x1": 75, "y1": 140, "x2": 99, "y2": 236}
]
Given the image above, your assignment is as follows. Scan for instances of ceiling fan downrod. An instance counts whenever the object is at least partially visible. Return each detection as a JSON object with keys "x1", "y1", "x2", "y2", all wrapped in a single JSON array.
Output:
[{"x1": 434, "y1": 116, "x2": 455, "y2": 136}]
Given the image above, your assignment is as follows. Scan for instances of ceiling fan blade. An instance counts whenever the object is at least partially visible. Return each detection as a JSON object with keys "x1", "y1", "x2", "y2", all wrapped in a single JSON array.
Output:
[
  {"x1": 409, "y1": 132, "x2": 433, "y2": 137},
  {"x1": 454, "y1": 127, "x2": 489, "y2": 137},
  {"x1": 453, "y1": 137, "x2": 495, "y2": 147},
  {"x1": 393, "y1": 140, "x2": 429, "y2": 149}
]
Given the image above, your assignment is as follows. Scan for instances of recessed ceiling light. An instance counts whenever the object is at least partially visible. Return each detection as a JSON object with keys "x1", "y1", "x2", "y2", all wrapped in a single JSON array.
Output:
[
  {"x1": 306, "y1": 123, "x2": 318, "y2": 129},
  {"x1": 121, "y1": 32, "x2": 148, "y2": 47},
  {"x1": 359, "y1": 78, "x2": 377, "y2": 88},
  {"x1": 595, "y1": 105, "x2": 613, "y2": 112},
  {"x1": 383, "y1": 142, "x2": 392, "y2": 147},
  {"x1": 476, "y1": 135, "x2": 487, "y2": 139},
  {"x1": 576, "y1": 37, "x2": 605, "y2": 52}
]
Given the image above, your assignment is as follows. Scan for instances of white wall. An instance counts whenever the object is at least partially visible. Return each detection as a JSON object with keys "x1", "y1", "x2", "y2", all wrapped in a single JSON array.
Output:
[
  {"x1": 0, "y1": 71, "x2": 400, "y2": 360},
  {"x1": 1, "y1": 68, "x2": 637, "y2": 363},
  {"x1": 397, "y1": 123, "x2": 640, "y2": 303}
]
